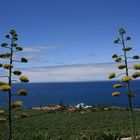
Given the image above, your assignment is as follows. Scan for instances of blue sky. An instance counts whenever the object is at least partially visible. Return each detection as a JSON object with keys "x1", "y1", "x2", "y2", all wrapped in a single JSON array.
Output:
[{"x1": 0, "y1": 0, "x2": 140, "y2": 82}]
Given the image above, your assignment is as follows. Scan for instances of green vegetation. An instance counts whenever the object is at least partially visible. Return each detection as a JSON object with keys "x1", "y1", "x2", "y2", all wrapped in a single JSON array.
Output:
[
  {"x1": 0, "y1": 109, "x2": 140, "y2": 140},
  {"x1": 0, "y1": 29, "x2": 140, "y2": 139},
  {"x1": 0, "y1": 30, "x2": 29, "y2": 140},
  {"x1": 109, "y1": 28, "x2": 140, "y2": 140}
]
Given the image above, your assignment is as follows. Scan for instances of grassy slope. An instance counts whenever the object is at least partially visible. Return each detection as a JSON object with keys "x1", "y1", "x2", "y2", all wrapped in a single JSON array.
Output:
[{"x1": 1, "y1": 109, "x2": 140, "y2": 140}]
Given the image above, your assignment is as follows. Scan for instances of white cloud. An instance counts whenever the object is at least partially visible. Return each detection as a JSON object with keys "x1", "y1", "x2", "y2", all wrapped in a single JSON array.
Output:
[
  {"x1": 23, "y1": 48, "x2": 40, "y2": 52},
  {"x1": 20, "y1": 44, "x2": 57, "y2": 63},
  {"x1": 21, "y1": 61, "x2": 139, "y2": 82},
  {"x1": 23, "y1": 44, "x2": 57, "y2": 53},
  {"x1": 1, "y1": 62, "x2": 139, "y2": 83}
]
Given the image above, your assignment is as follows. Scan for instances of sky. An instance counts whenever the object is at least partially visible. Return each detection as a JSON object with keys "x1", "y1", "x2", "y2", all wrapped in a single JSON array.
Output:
[{"x1": 0, "y1": 0, "x2": 140, "y2": 82}]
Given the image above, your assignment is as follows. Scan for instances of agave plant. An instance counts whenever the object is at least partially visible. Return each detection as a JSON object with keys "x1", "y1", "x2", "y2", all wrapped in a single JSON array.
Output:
[
  {"x1": 0, "y1": 30, "x2": 29, "y2": 140},
  {"x1": 108, "y1": 28, "x2": 140, "y2": 140}
]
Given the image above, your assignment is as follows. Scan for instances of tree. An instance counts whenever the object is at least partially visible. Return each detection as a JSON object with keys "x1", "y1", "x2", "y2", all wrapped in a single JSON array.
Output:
[
  {"x1": 0, "y1": 30, "x2": 29, "y2": 140},
  {"x1": 108, "y1": 28, "x2": 140, "y2": 140}
]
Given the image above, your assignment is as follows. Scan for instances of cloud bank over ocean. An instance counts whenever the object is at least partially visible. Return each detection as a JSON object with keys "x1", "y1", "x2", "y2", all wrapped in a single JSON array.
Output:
[{"x1": 20, "y1": 62, "x2": 137, "y2": 82}]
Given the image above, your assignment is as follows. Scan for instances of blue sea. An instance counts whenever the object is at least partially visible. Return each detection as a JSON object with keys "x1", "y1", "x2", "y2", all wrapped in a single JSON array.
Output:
[{"x1": 0, "y1": 80, "x2": 140, "y2": 108}]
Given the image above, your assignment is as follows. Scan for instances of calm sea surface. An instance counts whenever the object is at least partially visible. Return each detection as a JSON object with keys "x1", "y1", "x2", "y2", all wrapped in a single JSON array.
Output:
[{"x1": 0, "y1": 80, "x2": 140, "y2": 108}]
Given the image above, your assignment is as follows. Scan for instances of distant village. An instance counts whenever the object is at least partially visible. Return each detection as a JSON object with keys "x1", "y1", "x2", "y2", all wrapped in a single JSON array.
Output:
[
  {"x1": 30, "y1": 103, "x2": 140, "y2": 112},
  {"x1": 31, "y1": 103, "x2": 92, "y2": 112}
]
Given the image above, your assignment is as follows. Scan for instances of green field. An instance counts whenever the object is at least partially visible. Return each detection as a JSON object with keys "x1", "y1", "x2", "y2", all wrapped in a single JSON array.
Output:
[{"x1": 1, "y1": 109, "x2": 140, "y2": 140}]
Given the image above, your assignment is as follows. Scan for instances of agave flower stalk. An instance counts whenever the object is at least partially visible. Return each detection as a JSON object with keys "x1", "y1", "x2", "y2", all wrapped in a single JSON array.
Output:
[
  {"x1": 0, "y1": 30, "x2": 29, "y2": 140},
  {"x1": 109, "y1": 28, "x2": 140, "y2": 140},
  {"x1": 120, "y1": 28, "x2": 136, "y2": 140}
]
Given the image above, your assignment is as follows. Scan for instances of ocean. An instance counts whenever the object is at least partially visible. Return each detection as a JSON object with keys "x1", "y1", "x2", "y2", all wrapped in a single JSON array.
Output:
[{"x1": 0, "y1": 80, "x2": 140, "y2": 108}]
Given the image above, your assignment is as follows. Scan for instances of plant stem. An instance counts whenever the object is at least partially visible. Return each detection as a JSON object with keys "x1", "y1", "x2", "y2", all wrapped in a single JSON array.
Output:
[
  {"x1": 121, "y1": 34, "x2": 136, "y2": 140},
  {"x1": 8, "y1": 36, "x2": 14, "y2": 140}
]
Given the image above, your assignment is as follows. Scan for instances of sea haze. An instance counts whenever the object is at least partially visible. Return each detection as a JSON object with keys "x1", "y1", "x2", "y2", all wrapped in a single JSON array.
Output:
[{"x1": 0, "y1": 80, "x2": 140, "y2": 108}]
